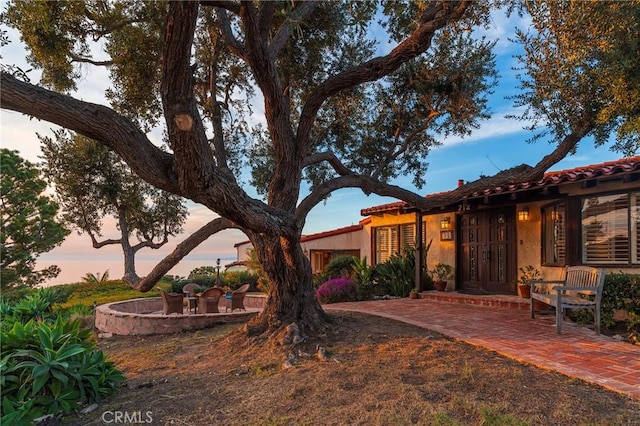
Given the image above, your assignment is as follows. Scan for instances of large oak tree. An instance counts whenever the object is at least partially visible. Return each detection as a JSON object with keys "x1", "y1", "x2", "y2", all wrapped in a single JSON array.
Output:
[{"x1": 1, "y1": 1, "x2": 638, "y2": 341}]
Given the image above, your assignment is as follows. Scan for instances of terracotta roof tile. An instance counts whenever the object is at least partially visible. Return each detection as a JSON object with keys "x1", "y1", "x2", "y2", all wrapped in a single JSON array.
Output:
[{"x1": 361, "y1": 156, "x2": 640, "y2": 215}]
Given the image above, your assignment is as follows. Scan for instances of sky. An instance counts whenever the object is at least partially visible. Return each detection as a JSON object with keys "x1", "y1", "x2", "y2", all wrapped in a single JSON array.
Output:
[{"x1": 0, "y1": 6, "x2": 623, "y2": 286}]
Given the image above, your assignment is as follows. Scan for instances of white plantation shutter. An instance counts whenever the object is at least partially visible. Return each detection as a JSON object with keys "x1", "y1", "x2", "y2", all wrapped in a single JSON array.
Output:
[
  {"x1": 582, "y1": 194, "x2": 629, "y2": 263},
  {"x1": 400, "y1": 224, "x2": 415, "y2": 250},
  {"x1": 375, "y1": 227, "x2": 391, "y2": 264}
]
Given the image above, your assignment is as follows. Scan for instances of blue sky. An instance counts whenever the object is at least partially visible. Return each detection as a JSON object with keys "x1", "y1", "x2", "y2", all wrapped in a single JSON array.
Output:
[{"x1": 0, "y1": 6, "x2": 623, "y2": 285}]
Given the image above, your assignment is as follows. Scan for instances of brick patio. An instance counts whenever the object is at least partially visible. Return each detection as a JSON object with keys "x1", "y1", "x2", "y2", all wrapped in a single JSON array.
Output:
[{"x1": 325, "y1": 292, "x2": 640, "y2": 401}]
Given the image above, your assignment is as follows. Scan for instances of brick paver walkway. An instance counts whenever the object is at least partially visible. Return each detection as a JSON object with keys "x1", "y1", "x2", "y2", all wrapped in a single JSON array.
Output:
[{"x1": 325, "y1": 296, "x2": 640, "y2": 401}]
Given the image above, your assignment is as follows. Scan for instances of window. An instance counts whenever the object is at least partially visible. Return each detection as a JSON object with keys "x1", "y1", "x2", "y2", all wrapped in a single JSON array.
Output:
[
  {"x1": 581, "y1": 192, "x2": 639, "y2": 264},
  {"x1": 374, "y1": 223, "x2": 418, "y2": 264},
  {"x1": 542, "y1": 203, "x2": 566, "y2": 265}
]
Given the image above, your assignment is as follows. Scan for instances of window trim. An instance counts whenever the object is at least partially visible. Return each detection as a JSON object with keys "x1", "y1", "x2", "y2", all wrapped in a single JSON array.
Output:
[
  {"x1": 373, "y1": 222, "x2": 421, "y2": 264},
  {"x1": 541, "y1": 201, "x2": 566, "y2": 267}
]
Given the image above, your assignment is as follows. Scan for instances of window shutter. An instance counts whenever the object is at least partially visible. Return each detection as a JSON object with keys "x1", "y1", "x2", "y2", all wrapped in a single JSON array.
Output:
[{"x1": 582, "y1": 194, "x2": 629, "y2": 263}]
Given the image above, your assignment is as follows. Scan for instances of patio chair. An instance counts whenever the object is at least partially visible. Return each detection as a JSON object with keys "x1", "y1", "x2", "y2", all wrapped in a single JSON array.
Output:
[
  {"x1": 158, "y1": 288, "x2": 184, "y2": 315},
  {"x1": 182, "y1": 283, "x2": 202, "y2": 296},
  {"x1": 198, "y1": 287, "x2": 224, "y2": 314},
  {"x1": 182, "y1": 283, "x2": 202, "y2": 312},
  {"x1": 225, "y1": 284, "x2": 250, "y2": 312}
]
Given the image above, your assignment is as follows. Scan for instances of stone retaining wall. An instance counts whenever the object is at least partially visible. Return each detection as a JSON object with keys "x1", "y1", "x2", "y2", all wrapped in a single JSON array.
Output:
[{"x1": 95, "y1": 294, "x2": 267, "y2": 336}]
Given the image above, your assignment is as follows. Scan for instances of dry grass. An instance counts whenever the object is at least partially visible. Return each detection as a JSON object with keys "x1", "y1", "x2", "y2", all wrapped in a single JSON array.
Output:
[{"x1": 63, "y1": 311, "x2": 640, "y2": 425}]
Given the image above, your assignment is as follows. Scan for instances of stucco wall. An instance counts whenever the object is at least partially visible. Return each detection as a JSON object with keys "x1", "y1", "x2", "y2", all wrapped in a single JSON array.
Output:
[
  {"x1": 235, "y1": 229, "x2": 371, "y2": 267},
  {"x1": 515, "y1": 177, "x2": 640, "y2": 281},
  {"x1": 366, "y1": 212, "x2": 457, "y2": 271}
]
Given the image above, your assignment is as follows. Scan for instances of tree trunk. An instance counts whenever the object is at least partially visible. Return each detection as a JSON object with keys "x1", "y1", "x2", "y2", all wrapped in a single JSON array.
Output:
[{"x1": 246, "y1": 233, "x2": 329, "y2": 342}]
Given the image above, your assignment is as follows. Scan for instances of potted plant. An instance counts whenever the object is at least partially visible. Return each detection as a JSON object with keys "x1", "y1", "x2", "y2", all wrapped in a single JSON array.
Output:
[
  {"x1": 517, "y1": 265, "x2": 541, "y2": 299},
  {"x1": 430, "y1": 263, "x2": 454, "y2": 291},
  {"x1": 409, "y1": 289, "x2": 419, "y2": 299}
]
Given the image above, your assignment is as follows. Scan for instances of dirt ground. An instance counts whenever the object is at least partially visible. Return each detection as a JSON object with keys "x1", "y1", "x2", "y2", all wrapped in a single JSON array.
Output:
[{"x1": 63, "y1": 311, "x2": 639, "y2": 426}]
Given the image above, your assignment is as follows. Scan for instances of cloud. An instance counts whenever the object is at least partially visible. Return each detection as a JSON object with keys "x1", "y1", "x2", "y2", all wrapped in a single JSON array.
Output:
[{"x1": 440, "y1": 108, "x2": 532, "y2": 148}]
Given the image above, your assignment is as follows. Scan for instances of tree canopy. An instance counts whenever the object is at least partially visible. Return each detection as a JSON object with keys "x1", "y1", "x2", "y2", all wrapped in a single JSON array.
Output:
[
  {"x1": 39, "y1": 130, "x2": 189, "y2": 283},
  {"x1": 511, "y1": 0, "x2": 640, "y2": 165},
  {"x1": 0, "y1": 149, "x2": 68, "y2": 290},
  {"x1": 1, "y1": 1, "x2": 638, "y2": 340}
]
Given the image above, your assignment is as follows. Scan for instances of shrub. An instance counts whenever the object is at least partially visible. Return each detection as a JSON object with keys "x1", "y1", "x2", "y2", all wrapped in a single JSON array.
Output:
[
  {"x1": 351, "y1": 257, "x2": 376, "y2": 301},
  {"x1": 570, "y1": 272, "x2": 640, "y2": 344},
  {"x1": 315, "y1": 278, "x2": 357, "y2": 304},
  {"x1": 0, "y1": 317, "x2": 124, "y2": 424},
  {"x1": 61, "y1": 280, "x2": 164, "y2": 308},
  {"x1": 325, "y1": 256, "x2": 358, "y2": 280},
  {"x1": 374, "y1": 248, "x2": 416, "y2": 297},
  {"x1": 223, "y1": 271, "x2": 259, "y2": 290},
  {"x1": 602, "y1": 272, "x2": 640, "y2": 343}
]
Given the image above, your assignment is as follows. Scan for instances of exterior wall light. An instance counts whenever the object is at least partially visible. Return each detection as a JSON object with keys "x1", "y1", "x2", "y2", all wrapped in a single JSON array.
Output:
[
  {"x1": 440, "y1": 217, "x2": 451, "y2": 230},
  {"x1": 518, "y1": 207, "x2": 530, "y2": 222}
]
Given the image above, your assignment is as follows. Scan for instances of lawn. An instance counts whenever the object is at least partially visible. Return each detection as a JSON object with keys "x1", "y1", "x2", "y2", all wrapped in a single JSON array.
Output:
[{"x1": 61, "y1": 311, "x2": 640, "y2": 425}]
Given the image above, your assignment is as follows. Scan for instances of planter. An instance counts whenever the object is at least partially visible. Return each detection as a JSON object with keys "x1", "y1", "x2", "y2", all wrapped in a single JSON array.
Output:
[
  {"x1": 434, "y1": 281, "x2": 447, "y2": 292},
  {"x1": 518, "y1": 284, "x2": 531, "y2": 299},
  {"x1": 409, "y1": 292, "x2": 419, "y2": 299}
]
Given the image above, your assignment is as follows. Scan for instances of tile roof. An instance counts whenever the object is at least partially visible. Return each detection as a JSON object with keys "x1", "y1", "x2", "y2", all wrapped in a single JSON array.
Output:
[
  {"x1": 361, "y1": 156, "x2": 640, "y2": 216},
  {"x1": 233, "y1": 218, "x2": 370, "y2": 247},
  {"x1": 301, "y1": 222, "x2": 365, "y2": 242}
]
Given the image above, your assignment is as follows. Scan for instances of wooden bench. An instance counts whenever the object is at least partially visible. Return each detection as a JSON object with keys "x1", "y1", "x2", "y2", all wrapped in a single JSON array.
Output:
[{"x1": 530, "y1": 266, "x2": 605, "y2": 335}]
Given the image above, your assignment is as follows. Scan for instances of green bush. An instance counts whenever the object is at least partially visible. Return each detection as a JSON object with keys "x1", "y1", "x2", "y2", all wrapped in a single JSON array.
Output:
[
  {"x1": 374, "y1": 248, "x2": 417, "y2": 297},
  {"x1": 602, "y1": 272, "x2": 640, "y2": 343},
  {"x1": 570, "y1": 272, "x2": 639, "y2": 343},
  {"x1": 61, "y1": 280, "x2": 166, "y2": 308},
  {"x1": 0, "y1": 317, "x2": 124, "y2": 424},
  {"x1": 351, "y1": 257, "x2": 377, "y2": 301},
  {"x1": 324, "y1": 256, "x2": 358, "y2": 280},
  {"x1": 223, "y1": 271, "x2": 259, "y2": 290}
]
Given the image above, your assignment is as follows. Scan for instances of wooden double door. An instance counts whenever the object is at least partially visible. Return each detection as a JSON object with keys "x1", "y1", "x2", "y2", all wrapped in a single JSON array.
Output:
[{"x1": 458, "y1": 208, "x2": 517, "y2": 294}]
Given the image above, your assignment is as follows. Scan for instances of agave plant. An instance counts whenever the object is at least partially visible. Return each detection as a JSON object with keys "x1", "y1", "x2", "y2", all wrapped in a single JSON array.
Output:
[
  {"x1": 81, "y1": 270, "x2": 110, "y2": 284},
  {"x1": 1, "y1": 318, "x2": 124, "y2": 424}
]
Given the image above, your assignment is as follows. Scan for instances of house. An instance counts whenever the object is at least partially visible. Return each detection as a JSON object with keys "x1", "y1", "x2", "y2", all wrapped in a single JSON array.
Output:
[
  {"x1": 362, "y1": 156, "x2": 640, "y2": 294},
  {"x1": 234, "y1": 220, "x2": 371, "y2": 275},
  {"x1": 231, "y1": 156, "x2": 639, "y2": 293}
]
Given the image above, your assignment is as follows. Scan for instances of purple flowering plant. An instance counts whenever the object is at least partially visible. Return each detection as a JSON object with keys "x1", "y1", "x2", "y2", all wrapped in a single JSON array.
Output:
[{"x1": 315, "y1": 277, "x2": 357, "y2": 304}]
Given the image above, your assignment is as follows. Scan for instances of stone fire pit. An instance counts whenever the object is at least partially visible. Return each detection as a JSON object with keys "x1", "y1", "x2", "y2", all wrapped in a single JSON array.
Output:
[{"x1": 94, "y1": 293, "x2": 266, "y2": 336}]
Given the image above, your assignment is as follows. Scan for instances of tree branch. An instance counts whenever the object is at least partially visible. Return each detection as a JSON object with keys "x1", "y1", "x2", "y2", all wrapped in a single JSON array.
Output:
[
  {"x1": 131, "y1": 236, "x2": 169, "y2": 252},
  {"x1": 200, "y1": 0, "x2": 240, "y2": 14},
  {"x1": 89, "y1": 234, "x2": 122, "y2": 249},
  {"x1": 69, "y1": 53, "x2": 113, "y2": 66},
  {"x1": 303, "y1": 151, "x2": 354, "y2": 176},
  {"x1": 240, "y1": 1, "x2": 299, "y2": 211},
  {"x1": 371, "y1": 114, "x2": 438, "y2": 180},
  {"x1": 129, "y1": 217, "x2": 238, "y2": 291},
  {"x1": 162, "y1": 2, "x2": 216, "y2": 196},
  {"x1": 295, "y1": 174, "x2": 431, "y2": 221},
  {"x1": 527, "y1": 124, "x2": 592, "y2": 178},
  {"x1": 216, "y1": 8, "x2": 246, "y2": 59},
  {"x1": 297, "y1": 1, "x2": 472, "y2": 152},
  {"x1": 269, "y1": 1, "x2": 320, "y2": 60},
  {"x1": 0, "y1": 73, "x2": 179, "y2": 194},
  {"x1": 258, "y1": 1, "x2": 276, "y2": 43}
]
